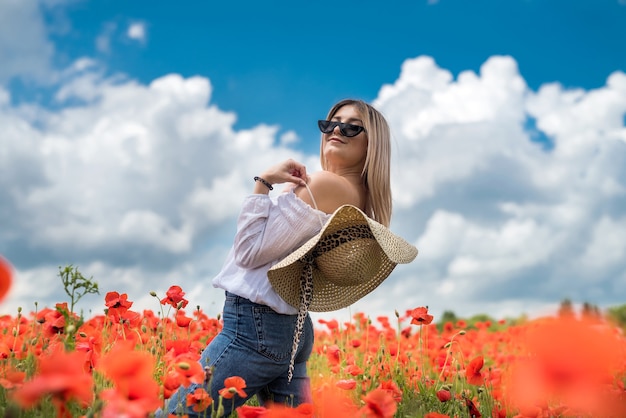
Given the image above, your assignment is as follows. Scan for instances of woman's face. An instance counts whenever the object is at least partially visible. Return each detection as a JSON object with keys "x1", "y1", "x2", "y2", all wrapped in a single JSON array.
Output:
[{"x1": 322, "y1": 104, "x2": 368, "y2": 171}]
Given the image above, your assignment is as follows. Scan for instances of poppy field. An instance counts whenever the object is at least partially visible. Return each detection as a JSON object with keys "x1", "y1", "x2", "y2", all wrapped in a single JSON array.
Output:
[{"x1": 0, "y1": 264, "x2": 625, "y2": 418}]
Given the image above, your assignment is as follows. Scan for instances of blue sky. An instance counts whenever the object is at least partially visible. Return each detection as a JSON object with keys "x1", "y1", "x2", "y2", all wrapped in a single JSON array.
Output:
[
  {"x1": 23, "y1": 0, "x2": 626, "y2": 148},
  {"x1": 1, "y1": 0, "x2": 626, "y2": 322}
]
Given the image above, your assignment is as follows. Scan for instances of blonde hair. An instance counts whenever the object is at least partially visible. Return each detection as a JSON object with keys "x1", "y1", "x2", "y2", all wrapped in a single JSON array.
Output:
[{"x1": 320, "y1": 99, "x2": 392, "y2": 227}]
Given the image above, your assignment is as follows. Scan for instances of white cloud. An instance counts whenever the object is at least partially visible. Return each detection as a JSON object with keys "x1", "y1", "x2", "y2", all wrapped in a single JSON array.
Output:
[
  {"x1": 1, "y1": 48, "x2": 625, "y2": 327},
  {"x1": 98, "y1": 19, "x2": 148, "y2": 53},
  {"x1": 371, "y1": 54, "x2": 626, "y2": 320},
  {"x1": 127, "y1": 21, "x2": 147, "y2": 43},
  {"x1": 0, "y1": 60, "x2": 311, "y2": 317},
  {"x1": 96, "y1": 22, "x2": 116, "y2": 54},
  {"x1": 0, "y1": 0, "x2": 55, "y2": 82},
  {"x1": 580, "y1": 216, "x2": 626, "y2": 270},
  {"x1": 279, "y1": 131, "x2": 299, "y2": 146}
]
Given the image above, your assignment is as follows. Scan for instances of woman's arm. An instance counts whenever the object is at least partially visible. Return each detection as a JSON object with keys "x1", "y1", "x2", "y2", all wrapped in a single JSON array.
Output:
[
  {"x1": 232, "y1": 159, "x2": 317, "y2": 270},
  {"x1": 232, "y1": 160, "x2": 362, "y2": 270},
  {"x1": 232, "y1": 192, "x2": 324, "y2": 269}
]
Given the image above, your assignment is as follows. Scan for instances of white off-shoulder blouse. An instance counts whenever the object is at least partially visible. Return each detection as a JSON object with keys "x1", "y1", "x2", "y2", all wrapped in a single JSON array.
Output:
[{"x1": 212, "y1": 189, "x2": 331, "y2": 315}]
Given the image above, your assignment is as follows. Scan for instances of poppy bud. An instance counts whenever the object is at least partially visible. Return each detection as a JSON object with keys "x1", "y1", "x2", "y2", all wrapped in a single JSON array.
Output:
[{"x1": 436, "y1": 389, "x2": 451, "y2": 402}]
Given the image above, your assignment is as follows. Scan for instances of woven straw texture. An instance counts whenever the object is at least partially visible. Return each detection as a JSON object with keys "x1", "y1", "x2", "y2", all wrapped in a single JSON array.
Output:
[{"x1": 268, "y1": 205, "x2": 418, "y2": 312}]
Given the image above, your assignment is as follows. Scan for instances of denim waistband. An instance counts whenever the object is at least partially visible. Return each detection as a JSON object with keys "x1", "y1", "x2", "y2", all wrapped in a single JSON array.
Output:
[{"x1": 225, "y1": 291, "x2": 270, "y2": 308}]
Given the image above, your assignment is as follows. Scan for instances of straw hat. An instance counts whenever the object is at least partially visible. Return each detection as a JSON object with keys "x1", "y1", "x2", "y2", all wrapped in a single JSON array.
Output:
[
  {"x1": 269, "y1": 204, "x2": 417, "y2": 381},
  {"x1": 268, "y1": 204, "x2": 418, "y2": 313}
]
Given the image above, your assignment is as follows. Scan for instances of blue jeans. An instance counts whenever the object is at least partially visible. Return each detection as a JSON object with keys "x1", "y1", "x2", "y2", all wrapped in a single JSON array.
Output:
[{"x1": 157, "y1": 292, "x2": 314, "y2": 417}]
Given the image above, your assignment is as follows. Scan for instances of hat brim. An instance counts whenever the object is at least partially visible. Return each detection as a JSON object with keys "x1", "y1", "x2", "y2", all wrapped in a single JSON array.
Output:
[{"x1": 268, "y1": 205, "x2": 418, "y2": 312}]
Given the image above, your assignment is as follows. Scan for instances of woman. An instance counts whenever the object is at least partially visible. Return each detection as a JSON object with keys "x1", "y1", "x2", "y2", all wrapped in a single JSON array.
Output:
[{"x1": 160, "y1": 99, "x2": 392, "y2": 416}]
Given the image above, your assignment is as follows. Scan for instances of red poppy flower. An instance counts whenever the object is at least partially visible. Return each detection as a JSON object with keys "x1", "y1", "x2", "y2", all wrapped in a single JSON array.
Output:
[
  {"x1": 164, "y1": 338, "x2": 192, "y2": 356},
  {"x1": 186, "y1": 387, "x2": 212, "y2": 413},
  {"x1": 105, "y1": 291, "x2": 133, "y2": 310},
  {"x1": 377, "y1": 380, "x2": 402, "y2": 403},
  {"x1": 12, "y1": 345, "x2": 94, "y2": 417},
  {"x1": 261, "y1": 402, "x2": 314, "y2": 418},
  {"x1": 464, "y1": 396, "x2": 482, "y2": 418},
  {"x1": 359, "y1": 388, "x2": 398, "y2": 418},
  {"x1": 75, "y1": 335, "x2": 101, "y2": 372},
  {"x1": 105, "y1": 291, "x2": 133, "y2": 320},
  {"x1": 325, "y1": 344, "x2": 341, "y2": 366},
  {"x1": 0, "y1": 341, "x2": 11, "y2": 360},
  {"x1": 236, "y1": 405, "x2": 267, "y2": 418},
  {"x1": 400, "y1": 326, "x2": 412, "y2": 338},
  {"x1": 117, "y1": 309, "x2": 142, "y2": 328},
  {"x1": 40, "y1": 304, "x2": 69, "y2": 337},
  {"x1": 0, "y1": 369, "x2": 25, "y2": 390},
  {"x1": 505, "y1": 316, "x2": 625, "y2": 417},
  {"x1": 219, "y1": 376, "x2": 247, "y2": 399},
  {"x1": 409, "y1": 306, "x2": 434, "y2": 326},
  {"x1": 318, "y1": 318, "x2": 339, "y2": 331},
  {"x1": 312, "y1": 381, "x2": 360, "y2": 417},
  {"x1": 466, "y1": 356, "x2": 484, "y2": 385},
  {"x1": 0, "y1": 255, "x2": 13, "y2": 303},
  {"x1": 292, "y1": 403, "x2": 315, "y2": 417},
  {"x1": 160, "y1": 285, "x2": 189, "y2": 309},
  {"x1": 97, "y1": 341, "x2": 160, "y2": 406},
  {"x1": 97, "y1": 342, "x2": 161, "y2": 416},
  {"x1": 424, "y1": 413, "x2": 450, "y2": 418},
  {"x1": 345, "y1": 364, "x2": 363, "y2": 376},
  {"x1": 169, "y1": 353, "x2": 206, "y2": 388},
  {"x1": 175, "y1": 309, "x2": 193, "y2": 327},
  {"x1": 100, "y1": 385, "x2": 162, "y2": 418},
  {"x1": 336, "y1": 379, "x2": 357, "y2": 390}
]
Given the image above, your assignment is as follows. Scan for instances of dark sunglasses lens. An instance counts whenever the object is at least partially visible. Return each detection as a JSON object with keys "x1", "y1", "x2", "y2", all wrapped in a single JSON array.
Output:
[
  {"x1": 318, "y1": 120, "x2": 364, "y2": 137},
  {"x1": 342, "y1": 124, "x2": 363, "y2": 137},
  {"x1": 318, "y1": 120, "x2": 335, "y2": 133}
]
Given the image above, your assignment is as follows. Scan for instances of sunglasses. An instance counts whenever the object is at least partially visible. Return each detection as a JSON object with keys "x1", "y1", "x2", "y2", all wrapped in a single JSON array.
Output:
[{"x1": 318, "y1": 120, "x2": 366, "y2": 137}]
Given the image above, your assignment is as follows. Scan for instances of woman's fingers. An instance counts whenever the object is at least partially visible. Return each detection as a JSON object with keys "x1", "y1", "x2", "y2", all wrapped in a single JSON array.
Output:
[
  {"x1": 286, "y1": 160, "x2": 307, "y2": 185},
  {"x1": 262, "y1": 159, "x2": 307, "y2": 185}
]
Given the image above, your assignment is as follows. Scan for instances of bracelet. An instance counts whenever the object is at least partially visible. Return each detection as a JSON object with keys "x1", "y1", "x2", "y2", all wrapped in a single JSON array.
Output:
[{"x1": 254, "y1": 176, "x2": 273, "y2": 191}]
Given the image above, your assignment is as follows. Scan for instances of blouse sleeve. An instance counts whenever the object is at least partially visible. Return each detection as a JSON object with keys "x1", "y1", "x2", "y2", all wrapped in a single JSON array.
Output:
[{"x1": 232, "y1": 191, "x2": 326, "y2": 270}]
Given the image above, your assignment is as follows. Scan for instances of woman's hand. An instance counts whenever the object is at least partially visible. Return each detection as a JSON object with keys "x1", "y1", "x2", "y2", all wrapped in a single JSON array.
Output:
[{"x1": 259, "y1": 159, "x2": 309, "y2": 188}]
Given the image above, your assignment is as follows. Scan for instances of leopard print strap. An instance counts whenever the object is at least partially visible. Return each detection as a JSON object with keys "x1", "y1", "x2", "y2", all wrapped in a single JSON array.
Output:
[
  {"x1": 286, "y1": 226, "x2": 374, "y2": 382},
  {"x1": 287, "y1": 182, "x2": 320, "y2": 383},
  {"x1": 287, "y1": 253, "x2": 314, "y2": 382},
  {"x1": 287, "y1": 186, "x2": 374, "y2": 382},
  {"x1": 312, "y1": 225, "x2": 374, "y2": 256}
]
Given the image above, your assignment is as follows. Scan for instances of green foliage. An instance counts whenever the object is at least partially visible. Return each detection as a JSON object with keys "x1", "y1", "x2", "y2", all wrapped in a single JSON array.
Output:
[
  {"x1": 59, "y1": 265, "x2": 99, "y2": 317},
  {"x1": 607, "y1": 303, "x2": 626, "y2": 331},
  {"x1": 558, "y1": 298, "x2": 574, "y2": 317},
  {"x1": 436, "y1": 310, "x2": 458, "y2": 332}
]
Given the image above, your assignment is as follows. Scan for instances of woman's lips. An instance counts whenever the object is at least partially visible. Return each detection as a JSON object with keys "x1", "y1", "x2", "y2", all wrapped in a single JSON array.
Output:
[{"x1": 328, "y1": 137, "x2": 345, "y2": 143}]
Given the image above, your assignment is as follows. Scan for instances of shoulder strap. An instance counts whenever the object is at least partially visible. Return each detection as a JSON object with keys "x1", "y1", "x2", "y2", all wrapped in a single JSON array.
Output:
[{"x1": 303, "y1": 182, "x2": 324, "y2": 229}]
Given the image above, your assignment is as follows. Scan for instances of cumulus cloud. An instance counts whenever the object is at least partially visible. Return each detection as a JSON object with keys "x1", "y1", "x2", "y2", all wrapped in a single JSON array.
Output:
[
  {"x1": 127, "y1": 21, "x2": 147, "y2": 43},
  {"x1": 0, "y1": 0, "x2": 55, "y2": 82},
  {"x1": 363, "y1": 55, "x2": 626, "y2": 320},
  {"x1": 0, "y1": 64, "x2": 314, "y2": 316},
  {"x1": 95, "y1": 21, "x2": 117, "y2": 54},
  {"x1": 97, "y1": 20, "x2": 147, "y2": 54},
  {"x1": 1, "y1": 20, "x2": 625, "y2": 323}
]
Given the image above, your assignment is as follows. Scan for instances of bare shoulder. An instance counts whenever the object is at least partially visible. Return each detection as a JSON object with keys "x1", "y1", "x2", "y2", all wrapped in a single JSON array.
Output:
[{"x1": 295, "y1": 171, "x2": 361, "y2": 214}]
